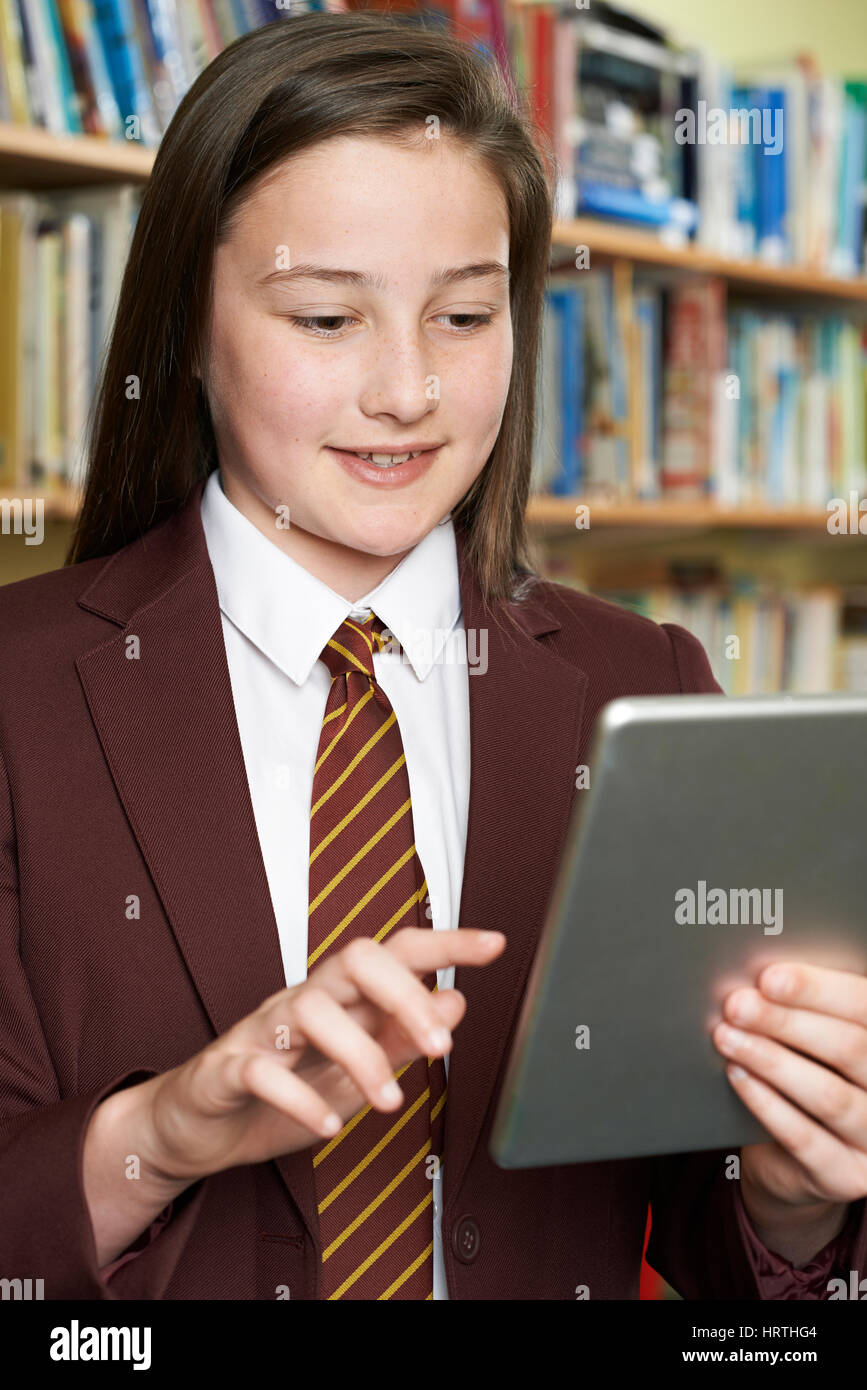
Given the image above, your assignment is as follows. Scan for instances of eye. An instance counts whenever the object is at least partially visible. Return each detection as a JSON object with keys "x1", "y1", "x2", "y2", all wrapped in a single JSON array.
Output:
[
  {"x1": 436, "y1": 313, "x2": 495, "y2": 334},
  {"x1": 287, "y1": 310, "x2": 497, "y2": 339},
  {"x1": 288, "y1": 315, "x2": 358, "y2": 338}
]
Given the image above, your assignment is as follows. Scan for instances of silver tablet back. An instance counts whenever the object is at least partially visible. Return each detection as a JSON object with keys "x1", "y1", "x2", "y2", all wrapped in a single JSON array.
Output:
[{"x1": 490, "y1": 692, "x2": 867, "y2": 1167}]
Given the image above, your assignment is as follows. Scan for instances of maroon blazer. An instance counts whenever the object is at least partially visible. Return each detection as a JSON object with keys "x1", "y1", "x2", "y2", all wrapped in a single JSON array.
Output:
[{"x1": 1, "y1": 480, "x2": 864, "y2": 1299}]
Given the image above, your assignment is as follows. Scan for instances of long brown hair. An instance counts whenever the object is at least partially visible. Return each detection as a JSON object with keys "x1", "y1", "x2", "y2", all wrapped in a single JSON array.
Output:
[{"x1": 66, "y1": 10, "x2": 553, "y2": 606}]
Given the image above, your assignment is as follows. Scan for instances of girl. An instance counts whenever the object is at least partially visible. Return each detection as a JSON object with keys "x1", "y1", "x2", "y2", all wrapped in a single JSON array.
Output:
[{"x1": 1, "y1": 13, "x2": 865, "y2": 1301}]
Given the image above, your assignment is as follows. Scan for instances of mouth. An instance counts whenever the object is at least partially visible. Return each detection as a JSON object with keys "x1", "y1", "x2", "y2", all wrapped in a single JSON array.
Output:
[
  {"x1": 330, "y1": 447, "x2": 441, "y2": 469},
  {"x1": 326, "y1": 444, "x2": 443, "y2": 486}
]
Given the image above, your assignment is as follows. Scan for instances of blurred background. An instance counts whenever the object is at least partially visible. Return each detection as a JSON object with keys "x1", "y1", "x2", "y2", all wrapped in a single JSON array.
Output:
[{"x1": 1, "y1": 0, "x2": 866, "y2": 1296}]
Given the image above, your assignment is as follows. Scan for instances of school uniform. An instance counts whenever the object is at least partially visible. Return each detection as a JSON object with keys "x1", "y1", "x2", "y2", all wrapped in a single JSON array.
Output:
[{"x1": 0, "y1": 473, "x2": 863, "y2": 1299}]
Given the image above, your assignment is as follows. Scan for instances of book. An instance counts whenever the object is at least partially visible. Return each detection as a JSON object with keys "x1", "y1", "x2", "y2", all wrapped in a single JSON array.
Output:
[
  {"x1": 0, "y1": 185, "x2": 141, "y2": 491},
  {"x1": 533, "y1": 266, "x2": 867, "y2": 508}
]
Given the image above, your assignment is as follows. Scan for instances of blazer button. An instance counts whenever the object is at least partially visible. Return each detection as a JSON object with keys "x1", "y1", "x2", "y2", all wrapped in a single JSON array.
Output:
[{"x1": 452, "y1": 1216, "x2": 481, "y2": 1263}]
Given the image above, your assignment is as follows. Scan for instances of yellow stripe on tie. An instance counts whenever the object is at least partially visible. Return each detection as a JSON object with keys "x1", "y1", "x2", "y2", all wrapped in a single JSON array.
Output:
[
  {"x1": 308, "y1": 799, "x2": 412, "y2": 915},
  {"x1": 379, "y1": 1241, "x2": 434, "y2": 1300},
  {"x1": 313, "y1": 1061, "x2": 414, "y2": 1164},
  {"x1": 328, "y1": 1191, "x2": 432, "y2": 1300},
  {"x1": 314, "y1": 684, "x2": 375, "y2": 774},
  {"x1": 307, "y1": 844, "x2": 417, "y2": 967},
  {"x1": 430, "y1": 1086, "x2": 447, "y2": 1124},
  {"x1": 310, "y1": 710, "x2": 397, "y2": 818},
  {"x1": 322, "y1": 699, "x2": 347, "y2": 728},
  {"x1": 328, "y1": 638, "x2": 371, "y2": 676},
  {"x1": 344, "y1": 619, "x2": 374, "y2": 655},
  {"x1": 373, "y1": 881, "x2": 429, "y2": 944},
  {"x1": 322, "y1": 1138, "x2": 430, "y2": 1261},
  {"x1": 317, "y1": 1085, "x2": 430, "y2": 1212},
  {"x1": 309, "y1": 755, "x2": 406, "y2": 865}
]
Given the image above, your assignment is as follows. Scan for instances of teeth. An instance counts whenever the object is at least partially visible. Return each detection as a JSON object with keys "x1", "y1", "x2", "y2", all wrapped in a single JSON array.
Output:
[{"x1": 356, "y1": 451, "x2": 423, "y2": 466}]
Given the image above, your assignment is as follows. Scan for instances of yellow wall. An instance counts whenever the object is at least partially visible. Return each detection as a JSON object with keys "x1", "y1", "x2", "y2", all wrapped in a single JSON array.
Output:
[{"x1": 625, "y1": 0, "x2": 867, "y2": 76}]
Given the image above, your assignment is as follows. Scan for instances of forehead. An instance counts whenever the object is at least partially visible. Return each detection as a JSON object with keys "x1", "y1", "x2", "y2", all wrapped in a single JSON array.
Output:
[{"x1": 222, "y1": 135, "x2": 509, "y2": 264}]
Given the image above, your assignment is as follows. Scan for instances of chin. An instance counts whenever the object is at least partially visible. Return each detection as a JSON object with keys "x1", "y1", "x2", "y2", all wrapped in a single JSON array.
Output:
[
  {"x1": 341, "y1": 531, "x2": 424, "y2": 559},
  {"x1": 336, "y1": 514, "x2": 441, "y2": 558}
]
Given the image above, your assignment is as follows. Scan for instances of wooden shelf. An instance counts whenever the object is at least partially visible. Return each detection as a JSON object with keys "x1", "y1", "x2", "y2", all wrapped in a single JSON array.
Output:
[
  {"x1": 527, "y1": 496, "x2": 836, "y2": 529},
  {"x1": 0, "y1": 123, "x2": 154, "y2": 188},
  {"x1": 1, "y1": 126, "x2": 865, "y2": 300},
  {"x1": 23, "y1": 489, "x2": 838, "y2": 533},
  {"x1": 552, "y1": 217, "x2": 867, "y2": 303},
  {"x1": 1, "y1": 123, "x2": 863, "y2": 540}
]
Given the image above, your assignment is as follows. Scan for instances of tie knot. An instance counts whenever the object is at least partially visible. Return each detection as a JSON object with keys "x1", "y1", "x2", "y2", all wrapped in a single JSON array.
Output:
[{"x1": 318, "y1": 612, "x2": 394, "y2": 683}]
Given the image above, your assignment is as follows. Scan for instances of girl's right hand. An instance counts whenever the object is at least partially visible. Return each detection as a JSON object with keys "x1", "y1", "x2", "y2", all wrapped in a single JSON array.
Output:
[{"x1": 135, "y1": 926, "x2": 506, "y2": 1186}]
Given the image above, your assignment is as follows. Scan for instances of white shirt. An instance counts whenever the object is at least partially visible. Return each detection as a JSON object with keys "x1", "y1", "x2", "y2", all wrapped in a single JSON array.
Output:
[{"x1": 200, "y1": 468, "x2": 470, "y2": 1299}]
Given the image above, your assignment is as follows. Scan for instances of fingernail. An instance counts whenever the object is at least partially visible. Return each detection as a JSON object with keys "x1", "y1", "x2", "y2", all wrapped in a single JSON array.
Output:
[
  {"x1": 379, "y1": 1080, "x2": 402, "y2": 1106},
  {"x1": 764, "y1": 968, "x2": 791, "y2": 999},
  {"x1": 717, "y1": 1024, "x2": 748, "y2": 1050},
  {"x1": 322, "y1": 1112, "x2": 342, "y2": 1135},
  {"x1": 427, "y1": 1027, "x2": 451, "y2": 1052},
  {"x1": 728, "y1": 991, "x2": 758, "y2": 1024}
]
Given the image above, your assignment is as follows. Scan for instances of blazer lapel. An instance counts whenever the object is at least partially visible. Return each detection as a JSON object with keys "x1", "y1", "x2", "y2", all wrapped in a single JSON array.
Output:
[
  {"x1": 74, "y1": 484, "x2": 589, "y2": 1256},
  {"x1": 75, "y1": 481, "x2": 321, "y2": 1241},
  {"x1": 445, "y1": 528, "x2": 588, "y2": 1211}
]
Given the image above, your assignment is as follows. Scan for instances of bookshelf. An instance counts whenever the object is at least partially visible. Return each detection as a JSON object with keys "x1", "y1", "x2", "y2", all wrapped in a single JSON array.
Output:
[
  {"x1": 0, "y1": 123, "x2": 153, "y2": 188},
  {"x1": 528, "y1": 498, "x2": 835, "y2": 529},
  {"x1": 6, "y1": 125, "x2": 867, "y2": 298},
  {"x1": 30, "y1": 485, "x2": 837, "y2": 531},
  {"x1": 552, "y1": 218, "x2": 867, "y2": 306},
  {"x1": 2, "y1": 122, "x2": 866, "y2": 533}
]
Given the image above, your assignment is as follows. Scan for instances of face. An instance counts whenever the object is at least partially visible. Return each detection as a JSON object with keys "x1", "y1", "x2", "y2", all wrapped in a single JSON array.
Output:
[{"x1": 201, "y1": 133, "x2": 513, "y2": 599}]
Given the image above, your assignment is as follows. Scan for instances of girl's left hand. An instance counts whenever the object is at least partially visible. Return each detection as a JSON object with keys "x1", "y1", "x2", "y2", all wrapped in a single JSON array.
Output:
[{"x1": 713, "y1": 962, "x2": 867, "y2": 1212}]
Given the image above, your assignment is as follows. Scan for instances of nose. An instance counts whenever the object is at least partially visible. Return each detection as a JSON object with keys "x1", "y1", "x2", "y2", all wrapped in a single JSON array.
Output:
[{"x1": 357, "y1": 324, "x2": 439, "y2": 422}]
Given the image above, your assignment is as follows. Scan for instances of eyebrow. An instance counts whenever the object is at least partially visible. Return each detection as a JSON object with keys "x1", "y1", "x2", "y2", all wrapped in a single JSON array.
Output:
[{"x1": 256, "y1": 261, "x2": 510, "y2": 292}]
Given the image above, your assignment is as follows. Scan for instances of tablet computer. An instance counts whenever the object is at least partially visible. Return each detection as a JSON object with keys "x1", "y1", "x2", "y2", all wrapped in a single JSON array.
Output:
[{"x1": 490, "y1": 692, "x2": 867, "y2": 1168}]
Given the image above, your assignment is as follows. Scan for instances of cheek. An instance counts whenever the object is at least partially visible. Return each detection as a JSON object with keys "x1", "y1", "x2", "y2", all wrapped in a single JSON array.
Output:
[
  {"x1": 207, "y1": 319, "x2": 270, "y2": 435},
  {"x1": 209, "y1": 317, "x2": 344, "y2": 438},
  {"x1": 451, "y1": 333, "x2": 513, "y2": 436}
]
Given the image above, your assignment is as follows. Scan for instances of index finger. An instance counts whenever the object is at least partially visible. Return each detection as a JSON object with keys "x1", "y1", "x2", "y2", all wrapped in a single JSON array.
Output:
[
  {"x1": 757, "y1": 959, "x2": 867, "y2": 1025},
  {"x1": 314, "y1": 926, "x2": 505, "y2": 993},
  {"x1": 386, "y1": 926, "x2": 506, "y2": 971}
]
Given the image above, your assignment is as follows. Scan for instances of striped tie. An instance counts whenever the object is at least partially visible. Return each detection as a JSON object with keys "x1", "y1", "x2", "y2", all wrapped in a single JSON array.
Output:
[{"x1": 308, "y1": 611, "x2": 447, "y2": 1300}]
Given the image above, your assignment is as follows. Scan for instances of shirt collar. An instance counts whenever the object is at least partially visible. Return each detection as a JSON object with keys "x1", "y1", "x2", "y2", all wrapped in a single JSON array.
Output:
[{"x1": 199, "y1": 468, "x2": 462, "y2": 685}]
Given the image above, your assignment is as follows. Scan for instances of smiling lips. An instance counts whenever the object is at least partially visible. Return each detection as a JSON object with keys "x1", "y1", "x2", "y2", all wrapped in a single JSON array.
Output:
[
  {"x1": 328, "y1": 444, "x2": 443, "y2": 485},
  {"x1": 333, "y1": 445, "x2": 442, "y2": 469},
  {"x1": 355, "y1": 450, "x2": 423, "y2": 467}
]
